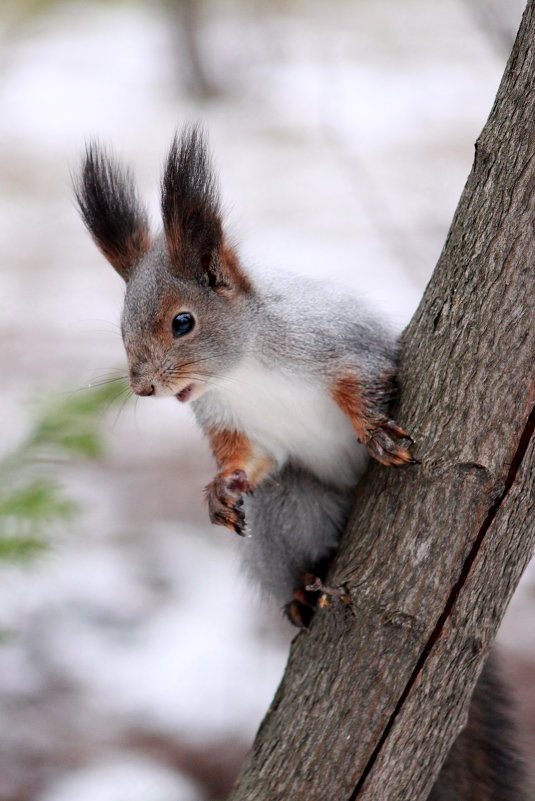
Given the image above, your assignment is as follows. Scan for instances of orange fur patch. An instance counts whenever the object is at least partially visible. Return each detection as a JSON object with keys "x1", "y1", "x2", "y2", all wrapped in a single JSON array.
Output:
[
  {"x1": 220, "y1": 241, "x2": 252, "y2": 295},
  {"x1": 208, "y1": 428, "x2": 252, "y2": 472},
  {"x1": 331, "y1": 370, "x2": 413, "y2": 466},
  {"x1": 331, "y1": 372, "x2": 371, "y2": 442},
  {"x1": 207, "y1": 427, "x2": 272, "y2": 487}
]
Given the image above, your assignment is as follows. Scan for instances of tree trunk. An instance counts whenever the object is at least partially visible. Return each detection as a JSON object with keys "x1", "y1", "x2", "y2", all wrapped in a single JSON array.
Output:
[{"x1": 227, "y1": 2, "x2": 535, "y2": 799}]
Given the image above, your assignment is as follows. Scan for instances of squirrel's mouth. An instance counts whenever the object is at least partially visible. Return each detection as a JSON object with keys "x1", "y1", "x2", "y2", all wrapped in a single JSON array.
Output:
[{"x1": 176, "y1": 383, "x2": 195, "y2": 403}]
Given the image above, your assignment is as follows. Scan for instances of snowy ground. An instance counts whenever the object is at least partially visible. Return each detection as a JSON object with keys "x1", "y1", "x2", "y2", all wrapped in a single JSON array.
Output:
[{"x1": 0, "y1": 1, "x2": 532, "y2": 799}]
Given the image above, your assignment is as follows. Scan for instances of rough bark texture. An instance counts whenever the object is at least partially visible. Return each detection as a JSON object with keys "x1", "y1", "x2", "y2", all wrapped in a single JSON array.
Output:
[{"x1": 227, "y1": 2, "x2": 535, "y2": 800}]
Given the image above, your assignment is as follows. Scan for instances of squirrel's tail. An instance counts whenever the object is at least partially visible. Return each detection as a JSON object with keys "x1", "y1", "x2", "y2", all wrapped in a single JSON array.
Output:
[{"x1": 430, "y1": 652, "x2": 527, "y2": 801}]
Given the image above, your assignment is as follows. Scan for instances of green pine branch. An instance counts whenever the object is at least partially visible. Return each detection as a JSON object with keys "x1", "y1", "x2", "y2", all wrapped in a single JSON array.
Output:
[{"x1": 0, "y1": 377, "x2": 130, "y2": 562}]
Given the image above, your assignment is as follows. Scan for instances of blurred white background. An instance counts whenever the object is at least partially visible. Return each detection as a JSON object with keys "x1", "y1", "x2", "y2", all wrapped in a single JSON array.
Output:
[{"x1": 0, "y1": 1, "x2": 532, "y2": 799}]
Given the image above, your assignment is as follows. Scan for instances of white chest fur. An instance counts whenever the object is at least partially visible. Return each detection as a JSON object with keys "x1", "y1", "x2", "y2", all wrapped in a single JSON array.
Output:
[{"x1": 200, "y1": 359, "x2": 368, "y2": 488}]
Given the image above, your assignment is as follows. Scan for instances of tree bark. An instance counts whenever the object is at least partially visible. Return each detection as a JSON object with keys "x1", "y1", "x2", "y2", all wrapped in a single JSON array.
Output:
[{"x1": 228, "y1": 2, "x2": 535, "y2": 800}]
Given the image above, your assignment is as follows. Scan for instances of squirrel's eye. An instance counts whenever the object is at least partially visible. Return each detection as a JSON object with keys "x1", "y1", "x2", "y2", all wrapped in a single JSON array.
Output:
[{"x1": 172, "y1": 312, "x2": 195, "y2": 338}]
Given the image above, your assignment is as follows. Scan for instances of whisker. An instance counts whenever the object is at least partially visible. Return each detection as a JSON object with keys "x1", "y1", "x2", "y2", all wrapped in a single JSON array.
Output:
[
  {"x1": 98, "y1": 384, "x2": 132, "y2": 419},
  {"x1": 168, "y1": 372, "x2": 262, "y2": 414},
  {"x1": 110, "y1": 387, "x2": 134, "y2": 431},
  {"x1": 161, "y1": 346, "x2": 268, "y2": 374},
  {"x1": 56, "y1": 374, "x2": 128, "y2": 399},
  {"x1": 87, "y1": 367, "x2": 128, "y2": 377},
  {"x1": 85, "y1": 376, "x2": 128, "y2": 389},
  {"x1": 133, "y1": 395, "x2": 140, "y2": 434}
]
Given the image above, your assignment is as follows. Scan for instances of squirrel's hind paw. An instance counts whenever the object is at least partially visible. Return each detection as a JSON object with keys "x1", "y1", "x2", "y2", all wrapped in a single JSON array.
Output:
[
  {"x1": 284, "y1": 597, "x2": 315, "y2": 629},
  {"x1": 284, "y1": 573, "x2": 350, "y2": 629}
]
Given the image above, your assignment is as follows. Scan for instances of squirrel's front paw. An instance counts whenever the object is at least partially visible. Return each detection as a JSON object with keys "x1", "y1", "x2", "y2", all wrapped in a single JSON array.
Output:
[
  {"x1": 366, "y1": 418, "x2": 415, "y2": 467},
  {"x1": 205, "y1": 469, "x2": 251, "y2": 536}
]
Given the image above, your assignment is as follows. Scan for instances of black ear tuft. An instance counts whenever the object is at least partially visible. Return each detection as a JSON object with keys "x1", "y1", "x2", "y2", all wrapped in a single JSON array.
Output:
[
  {"x1": 74, "y1": 143, "x2": 150, "y2": 280},
  {"x1": 161, "y1": 125, "x2": 224, "y2": 284}
]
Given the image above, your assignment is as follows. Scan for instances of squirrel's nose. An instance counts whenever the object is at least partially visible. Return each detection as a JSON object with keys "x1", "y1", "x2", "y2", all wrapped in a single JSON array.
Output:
[
  {"x1": 129, "y1": 366, "x2": 156, "y2": 397},
  {"x1": 136, "y1": 383, "x2": 155, "y2": 397}
]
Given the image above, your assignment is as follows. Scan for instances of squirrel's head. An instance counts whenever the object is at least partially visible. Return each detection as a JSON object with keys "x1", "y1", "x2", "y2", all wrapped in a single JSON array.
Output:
[{"x1": 75, "y1": 126, "x2": 253, "y2": 403}]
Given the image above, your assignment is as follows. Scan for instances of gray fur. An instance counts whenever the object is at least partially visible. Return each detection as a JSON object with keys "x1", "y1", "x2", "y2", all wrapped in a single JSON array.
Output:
[
  {"x1": 247, "y1": 268, "x2": 398, "y2": 379},
  {"x1": 241, "y1": 465, "x2": 355, "y2": 601}
]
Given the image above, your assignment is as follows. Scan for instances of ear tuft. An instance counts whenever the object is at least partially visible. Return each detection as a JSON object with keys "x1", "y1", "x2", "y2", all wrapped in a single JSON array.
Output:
[
  {"x1": 74, "y1": 143, "x2": 150, "y2": 280},
  {"x1": 161, "y1": 125, "x2": 224, "y2": 283}
]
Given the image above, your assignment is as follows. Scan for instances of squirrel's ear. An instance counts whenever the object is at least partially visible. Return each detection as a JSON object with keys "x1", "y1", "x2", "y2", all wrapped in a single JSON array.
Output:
[
  {"x1": 161, "y1": 126, "x2": 250, "y2": 295},
  {"x1": 75, "y1": 143, "x2": 151, "y2": 281}
]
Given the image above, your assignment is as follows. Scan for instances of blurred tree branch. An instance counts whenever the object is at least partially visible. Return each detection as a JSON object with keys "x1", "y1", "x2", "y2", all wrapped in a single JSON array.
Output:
[
  {"x1": 227, "y1": 1, "x2": 535, "y2": 798},
  {"x1": 164, "y1": 0, "x2": 219, "y2": 99},
  {"x1": 462, "y1": 0, "x2": 525, "y2": 54}
]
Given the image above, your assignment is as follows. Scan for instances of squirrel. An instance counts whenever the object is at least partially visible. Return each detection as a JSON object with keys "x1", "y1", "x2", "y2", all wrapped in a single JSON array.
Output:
[
  {"x1": 75, "y1": 125, "x2": 413, "y2": 624},
  {"x1": 75, "y1": 126, "x2": 526, "y2": 798}
]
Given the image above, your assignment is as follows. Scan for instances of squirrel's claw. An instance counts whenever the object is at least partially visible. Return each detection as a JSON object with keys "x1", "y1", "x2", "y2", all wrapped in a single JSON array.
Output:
[
  {"x1": 366, "y1": 418, "x2": 415, "y2": 467},
  {"x1": 205, "y1": 469, "x2": 250, "y2": 536}
]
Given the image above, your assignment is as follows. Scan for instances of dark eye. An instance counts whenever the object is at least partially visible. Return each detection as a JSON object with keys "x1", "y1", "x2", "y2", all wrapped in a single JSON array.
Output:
[{"x1": 172, "y1": 312, "x2": 195, "y2": 338}]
